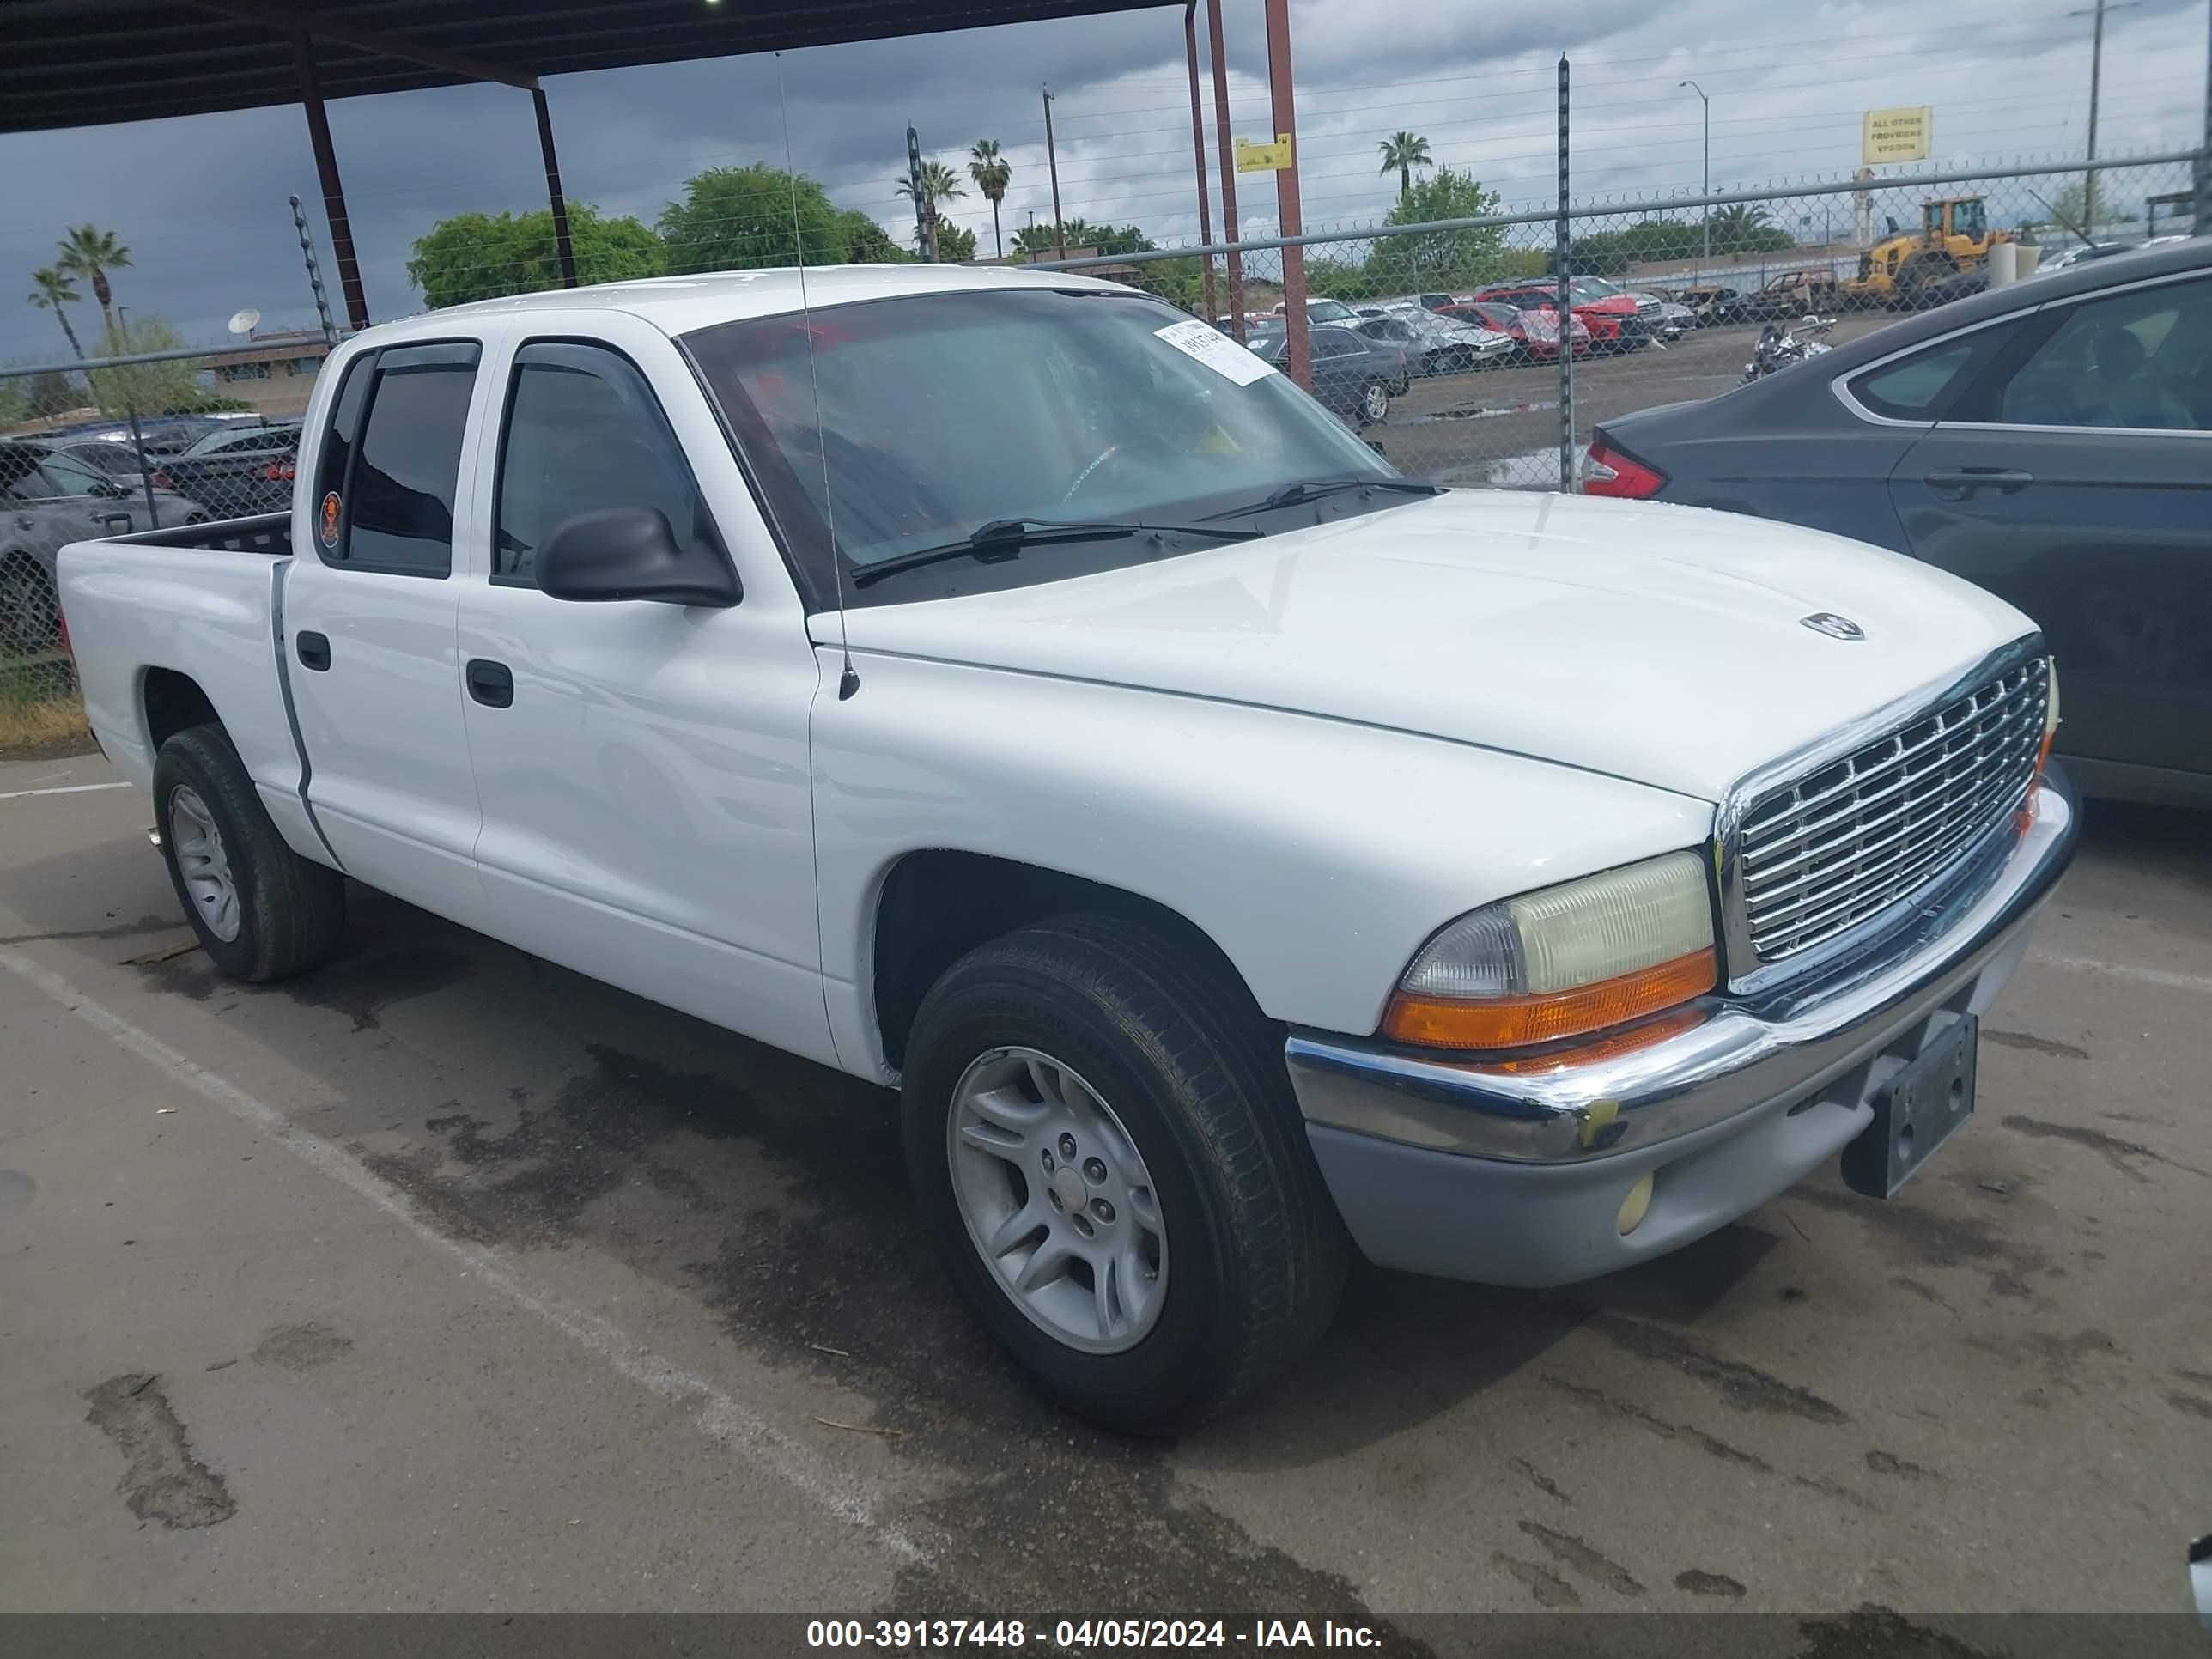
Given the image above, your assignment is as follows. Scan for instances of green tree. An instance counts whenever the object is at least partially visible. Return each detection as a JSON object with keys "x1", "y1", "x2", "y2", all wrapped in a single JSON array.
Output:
[
  {"x1": 2042, "y1": 179, "x2": 2090, "y2": 237},
  {"x1": 933, "y1": 221, "x2": 979, "y2": 263},
  {"x1": 838, "y1": 211, "x2": 913, "y2": 264},
  {"x1": 1303, "y1": 257, "x2": 1369, "y2": 301},
  {"x1": 1376, "y1": 131, "x2": 1434, "y2": 203},
  {"x1": 26, "y1": 369, "x2": 78, "y2": 418},
  {"x1": 969, "y1": 138, "x2": 1012, "y2": 258},
  {"x1": 1010, "y1": 216, "x2": 1094, "y2": 257},
  {"x1": 1364, "y1": 166, "x2": 1505, "y2": 292},
  {"x1": 1705, "y1": 203, "x2": 1789, "y2": 255},
  {"x1": 27, "y1": 266, "x2": 86, "y2": 359},
  {"x1": 407, "y1": 204, "x2": 665, "y2": 308},
  {"x1": 661, "y1": 165, "x2": 848, "y2": 272},
  {"x1": 55, "y1": 225, "x2": 131, "y2": 336},
  {"x1": 86, "y1": 316, "x2": 209, "y2": 418},
  {"x1": 0, "y1": 376, "x2": 26, "y2": 425}
]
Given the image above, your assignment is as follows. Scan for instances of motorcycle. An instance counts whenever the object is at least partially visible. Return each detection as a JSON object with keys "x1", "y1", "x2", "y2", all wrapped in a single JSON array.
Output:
[{"x1": 1741, "y1": 315, "x2": 1837, "y2": 383}]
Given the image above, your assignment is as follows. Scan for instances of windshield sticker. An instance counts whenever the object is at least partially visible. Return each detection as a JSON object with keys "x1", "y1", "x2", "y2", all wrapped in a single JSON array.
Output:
[
  {"x1": 318, "y1": 490, "x2": 341, "y2": 549},
  {"x1": 1153, "y1": 319, "x2": 1278, "y2": 386}
]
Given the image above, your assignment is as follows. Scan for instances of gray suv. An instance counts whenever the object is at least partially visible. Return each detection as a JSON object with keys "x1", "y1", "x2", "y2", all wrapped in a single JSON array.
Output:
[{"x1": 1, "y1": 441, "x2": 203, "y2": 653}]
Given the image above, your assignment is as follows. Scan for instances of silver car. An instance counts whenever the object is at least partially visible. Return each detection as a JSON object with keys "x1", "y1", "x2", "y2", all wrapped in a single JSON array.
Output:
[
  {"x1": 1354, "y1": 304, "x2": 1516, "y2": 374},
  {"x1": 1, "y1": 441, "x2": 204, "y2": 653}
]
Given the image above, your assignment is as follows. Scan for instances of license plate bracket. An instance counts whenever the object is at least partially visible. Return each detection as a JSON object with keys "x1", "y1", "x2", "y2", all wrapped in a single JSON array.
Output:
[{"x1": 1842, "y1": 1014, "x2": 1978, "y2": 1199}]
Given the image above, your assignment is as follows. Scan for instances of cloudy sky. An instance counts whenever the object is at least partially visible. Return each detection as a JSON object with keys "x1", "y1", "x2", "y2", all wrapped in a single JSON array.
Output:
[{"x1": 3, "y1": 0, "x2": 2204, "y2": 359}]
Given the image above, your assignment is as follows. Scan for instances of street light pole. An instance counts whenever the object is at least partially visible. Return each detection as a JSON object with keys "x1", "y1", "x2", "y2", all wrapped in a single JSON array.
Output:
[
  {"x1": 2069, "y1": 0, "x2": 2141, "y2": 235},
  {"x1": 1042, "y1": 84, "x2": 1067, "y2": 260},
  {"x1": 1680, "y1": 79, "x2": 1710, "y2": 269}
]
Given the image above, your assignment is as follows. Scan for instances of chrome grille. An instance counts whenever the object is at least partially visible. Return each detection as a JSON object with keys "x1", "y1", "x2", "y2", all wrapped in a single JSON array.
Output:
[{"x1": 1736, "y1": 658, "x2": 2050, "y2": 964}]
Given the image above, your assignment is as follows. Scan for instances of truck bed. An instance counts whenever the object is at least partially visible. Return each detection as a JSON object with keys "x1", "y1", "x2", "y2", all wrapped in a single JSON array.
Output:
[
  {"x1": 55, "y1": 521, "x2": 318, "y2": 860},
  {"x1": 105, "y1": 511, "x2": 292, "y2": 559}
]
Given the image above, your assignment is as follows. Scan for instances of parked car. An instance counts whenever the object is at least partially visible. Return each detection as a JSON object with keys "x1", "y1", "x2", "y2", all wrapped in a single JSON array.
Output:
[
  {"x1": 1586, "y1": 236, "x2": 2212, "y2": 805},
  {"x1": 148, "y1": 421, "x2": 301, "y2": 517},
  {"x1": 2027, "y1": 240, "x2": 2138, "y2": 278},
  {"x1": 1663, "y1": 284, "x2": 1750, "y2": 326},
  {"x1": 0, "y1": 440, "x2": 203, "y2": 652},
  {"x1": 1627, "y1": 291, "x2": 1696, "y2": 339},
  {"x1": 58, "y1": 264, "x2": 2075, "y2": 1434},
  {"x1": 1475, "y1": 279, "x2": 1648, "y2": 351},
  {"x1": 1740, "y1": 269, "x2": 1844, "y2": 320},
  {"x1": 1351, "y1": 306, "x2": 1515, "y2": 375},
  {"x1": 44, "y1": 434, "x2": 172, "y2": 500},
  {"x1": 1249, "y1": 324, "x2": 1404, "y2": 422},
  {"x1": 1437, "y1": 299, "x2": 1590, "y2": 362},
  {"x1": 1571, "y1": 276, "x2": 1681, "y2": 342}
]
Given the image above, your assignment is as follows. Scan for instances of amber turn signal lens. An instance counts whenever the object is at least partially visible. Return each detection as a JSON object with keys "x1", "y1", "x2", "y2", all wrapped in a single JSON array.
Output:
[{"x1": 1382, "y1": 947, "x2": 1719, "y2": 1051}]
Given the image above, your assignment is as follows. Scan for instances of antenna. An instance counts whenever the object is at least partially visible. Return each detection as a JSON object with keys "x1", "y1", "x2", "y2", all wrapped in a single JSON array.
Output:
[{"x1": 775, "y1": 52, "x2": 859, "y2": 701}]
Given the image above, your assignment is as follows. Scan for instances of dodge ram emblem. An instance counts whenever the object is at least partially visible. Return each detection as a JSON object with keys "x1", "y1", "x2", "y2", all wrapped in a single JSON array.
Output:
[{"x1": 1801, "y1": 612, "x2": 1865, "y2": 641}]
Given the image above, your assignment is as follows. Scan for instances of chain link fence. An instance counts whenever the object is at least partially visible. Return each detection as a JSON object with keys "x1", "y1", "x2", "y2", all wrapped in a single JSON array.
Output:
[
  {"x1": 1034, "y1": 151, "x2": 2206, "y2": 491},
  {"x1": 2, "y1": 151, "x2": 2201, "y2": 749},
  {"x1": 2, "y1": 333, "x2": 322, "y2": 743}
]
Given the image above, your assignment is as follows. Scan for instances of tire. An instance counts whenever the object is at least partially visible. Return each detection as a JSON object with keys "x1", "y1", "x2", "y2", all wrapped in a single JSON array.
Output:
[
  {"x1": 1358, "y1": 380, "x2": 1391, "y2": 427},
  {"x1": 902, "y1": 915, "x2": 1348, "y2": 1433},
  {"x1": 152, "y1": 723, "x2": 346, "y2": 982}
]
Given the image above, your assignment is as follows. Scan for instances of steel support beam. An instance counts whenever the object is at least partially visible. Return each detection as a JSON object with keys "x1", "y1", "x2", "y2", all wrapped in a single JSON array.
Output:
[
  {"x1": 534, "y1": 87, "x2": 579, "y2": 287},
  {"x1": 294, "y1": 32, "x2": 369, "y2": 332}
]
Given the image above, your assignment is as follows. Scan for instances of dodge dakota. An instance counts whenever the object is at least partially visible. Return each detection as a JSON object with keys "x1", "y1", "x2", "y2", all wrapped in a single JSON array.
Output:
[{"x1": 55, "y1": 264, "x2": 2076, "y2": 1431}]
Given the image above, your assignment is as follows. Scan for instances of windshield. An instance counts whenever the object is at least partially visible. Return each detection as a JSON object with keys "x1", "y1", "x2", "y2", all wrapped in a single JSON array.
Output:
[
  {"x1": 684, "y1": 289, "x2": 1395, "y2": 603},
  {"x1": 1569, "y1": 276, "x2": 1622, "y2": 299}
]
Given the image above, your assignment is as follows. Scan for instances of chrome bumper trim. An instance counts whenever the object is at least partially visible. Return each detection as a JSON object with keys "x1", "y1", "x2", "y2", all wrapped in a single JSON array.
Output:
[{"x1": 1286, "y1": 765, "x2": 2077, "y2": 1165}]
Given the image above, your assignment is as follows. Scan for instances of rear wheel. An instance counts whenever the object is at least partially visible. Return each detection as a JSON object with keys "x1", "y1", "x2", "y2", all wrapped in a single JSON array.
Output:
[
  {"x1": 1359, "y1": 380, "x2": 1392, "y2": 427},
  {"x1": 902, "y1": 915, "x2": 1348, "y2": 1432},
  {"x1": 153, "y1": 724, "x2": 346, "y2": 981}
]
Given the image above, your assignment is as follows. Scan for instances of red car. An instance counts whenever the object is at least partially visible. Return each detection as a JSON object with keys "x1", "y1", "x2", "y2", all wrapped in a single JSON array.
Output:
[
  {"x1": 1474, "y1": 280, "x2": 1647, "y2": 352},
  {"x1": 1438, "y1": 299, "x2": 1591, "y2": 362}
]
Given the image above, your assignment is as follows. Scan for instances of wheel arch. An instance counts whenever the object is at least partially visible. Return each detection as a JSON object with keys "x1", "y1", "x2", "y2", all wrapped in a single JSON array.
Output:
[
  {"x1": 868, "y1": 848, "x2": 1260, "y2": 1073},
  {"x1": 141, "y1": 665, "x2": 223, "y2": 754}
]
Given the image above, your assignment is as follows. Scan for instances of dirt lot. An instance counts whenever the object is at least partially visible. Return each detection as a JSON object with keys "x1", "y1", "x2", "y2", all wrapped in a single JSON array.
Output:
[
  {"x1": 1372, "y1": 316, "x2": 1898, "y2": 486},
  {"x1": 3, "y1": 747, "x2": 2209, "y2": 1626}
]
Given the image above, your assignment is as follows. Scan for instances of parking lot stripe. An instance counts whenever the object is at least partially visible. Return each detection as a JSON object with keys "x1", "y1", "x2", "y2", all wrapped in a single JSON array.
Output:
[
  {"x1": 0, "y1": 781, "x2": 132, "y2": 801},
  {"x1": 0, "y1": 944, "x2": 931, "y2": 1566},
  {"x1": 2029, "y1": 951, "x2": 2212, "y2": 998}
]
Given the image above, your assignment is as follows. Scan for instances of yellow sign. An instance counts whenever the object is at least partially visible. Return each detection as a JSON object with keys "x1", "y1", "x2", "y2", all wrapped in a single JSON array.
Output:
[
  {"x1": 1862, "y1": 106, "x2": 1932, "y2": 165},
  {"x1": 1235, "y1": 133, "x2": 1293, "y2": 173}
]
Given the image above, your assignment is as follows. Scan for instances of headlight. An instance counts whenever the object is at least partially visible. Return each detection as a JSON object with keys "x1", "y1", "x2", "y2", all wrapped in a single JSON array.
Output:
[{"x1": 1383, "y1": 850, "x2": 1717, "y2": 1051}]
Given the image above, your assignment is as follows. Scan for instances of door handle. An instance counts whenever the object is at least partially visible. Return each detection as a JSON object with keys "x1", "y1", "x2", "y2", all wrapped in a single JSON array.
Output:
[
  {"x1": 295, "y1": 629, "x2": 331, "y2": 671},
  {"x1": 1924, "y1": 467, "x2": 2034, "y2": 499},
  {"x1": 465, "y1": 658, "x2": 514, "y2": 708}
]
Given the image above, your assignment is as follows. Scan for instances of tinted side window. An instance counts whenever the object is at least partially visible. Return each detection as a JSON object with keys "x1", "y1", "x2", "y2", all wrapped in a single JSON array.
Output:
[
  {"x1": 313, "y1": 353, "x2": 373, "y2": 553},
  {"x1": 334, "y1": 347, "x2": 479, "y2": 575},
  {"x1": 1991, "y1": 274, "x2": 2212, "y2": 430},
  {"x1": 493, "y1": 342, "x2": 721, "y2": 586},
  {"x1": 1850, "y1": 342, "x2": 1976, "y2": 419}
]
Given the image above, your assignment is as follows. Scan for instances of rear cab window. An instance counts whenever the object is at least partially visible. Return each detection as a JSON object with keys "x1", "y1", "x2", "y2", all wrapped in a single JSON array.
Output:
[{"x1": 311, "y1": 341, "x2": 481, "y2": 577}]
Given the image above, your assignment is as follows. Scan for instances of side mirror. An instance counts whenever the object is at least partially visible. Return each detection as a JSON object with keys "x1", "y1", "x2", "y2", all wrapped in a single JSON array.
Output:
[{"x1": 537, "y1": 506, "x2": 740, "y2": 607}]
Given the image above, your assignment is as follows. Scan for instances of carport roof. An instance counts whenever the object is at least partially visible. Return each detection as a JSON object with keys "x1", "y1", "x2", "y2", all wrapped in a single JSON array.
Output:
[{"x1": 0, "y1": 0, "x2": 1176, "y2": 134}]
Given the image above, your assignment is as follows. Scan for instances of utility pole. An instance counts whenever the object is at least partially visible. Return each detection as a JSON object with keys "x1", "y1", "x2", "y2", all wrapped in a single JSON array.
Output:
[
  {"x1": 905, "y1": 125, "x2": 936, "y2": 262},
  {"x1": 1262, "y1": 0, "x2": 1309, "y2": 392},
  {"x1": 2070, "y1": 0, "x2": 2141, "y2": 234},
  {"x1": 1206, "y1": 0, "x2": 1245, "y2": 337},
  {"x1": 1042, "y1": 85, "x2": 1067, "y2": 259},
  {"x1": 1182, "y1": 1, "x2": 1218, "y2": 323},
  {"x1": 2197, "y1": 0, "x2": 2211, "y2": 234},
  {"x1": 1680, "y1": 80, "x2": 1710, "y2": 269}
]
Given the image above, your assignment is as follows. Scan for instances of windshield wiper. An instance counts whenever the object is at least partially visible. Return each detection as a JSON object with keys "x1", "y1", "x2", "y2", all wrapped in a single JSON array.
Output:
[
  {"x1": 848, "y1": 516, "x2": 1260, "y2": 588},
  {"x1": 1203, "y1": 476, "x2": 1443, "y2": 520}
]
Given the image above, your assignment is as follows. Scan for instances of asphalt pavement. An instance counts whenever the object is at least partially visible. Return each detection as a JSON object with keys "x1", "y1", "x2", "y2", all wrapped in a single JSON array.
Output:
[{"x1": 3, "y1": 744, "x2": 2208, "y2": 1625}]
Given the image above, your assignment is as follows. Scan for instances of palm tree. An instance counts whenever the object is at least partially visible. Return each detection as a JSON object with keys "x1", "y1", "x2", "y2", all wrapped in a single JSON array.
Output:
[
  {"x1": 968, "y1": 138, "x2": 1012, "y2": 259},
  {"x1": 56, "y1": 224, "x2": 132, "y2": 337},
  {"x1": 894, "y1": 161, "x2": 968, "y2": 258},
  {"x1": 1705, "y1": 203, "x2": 1776, "y2": 250},
  {"x1": 1377, "y1": 131, "x2": 1433, "y2": 202},
  {"x1": 28, "y1": 266, "x2": 86, "y2": 359}
]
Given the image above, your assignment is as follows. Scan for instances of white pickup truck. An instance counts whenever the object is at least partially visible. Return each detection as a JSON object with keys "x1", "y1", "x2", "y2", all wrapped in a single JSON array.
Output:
[{"x1": 57, "y1": 265, "x2": 2076, "y2": 1431}]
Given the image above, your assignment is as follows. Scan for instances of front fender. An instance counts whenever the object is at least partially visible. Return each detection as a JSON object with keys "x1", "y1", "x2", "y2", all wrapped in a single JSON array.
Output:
[{"x1": 810, "y1": 653, "x2": 1712, "y2": 1072}]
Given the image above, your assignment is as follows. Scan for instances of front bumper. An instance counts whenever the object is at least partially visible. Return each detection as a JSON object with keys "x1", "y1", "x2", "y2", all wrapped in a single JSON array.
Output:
[{"x1": 1286, "y1": 768, "x2": 2078, "y2": 1286}]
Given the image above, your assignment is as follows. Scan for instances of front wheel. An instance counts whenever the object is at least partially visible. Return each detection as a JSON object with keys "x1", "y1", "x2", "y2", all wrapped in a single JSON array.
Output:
[
  {"x1": 902, "y1": 916, "x2": 1347, "y2": 1432},
  {"x1": 1358, "y1": 380, "x2": 1391, "y2": 427}
]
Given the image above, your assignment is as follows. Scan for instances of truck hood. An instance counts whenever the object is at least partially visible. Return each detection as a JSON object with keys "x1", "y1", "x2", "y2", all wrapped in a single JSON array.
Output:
[{"x1": 823, "y1": 491, "x2": 2035, "y2": 803}]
